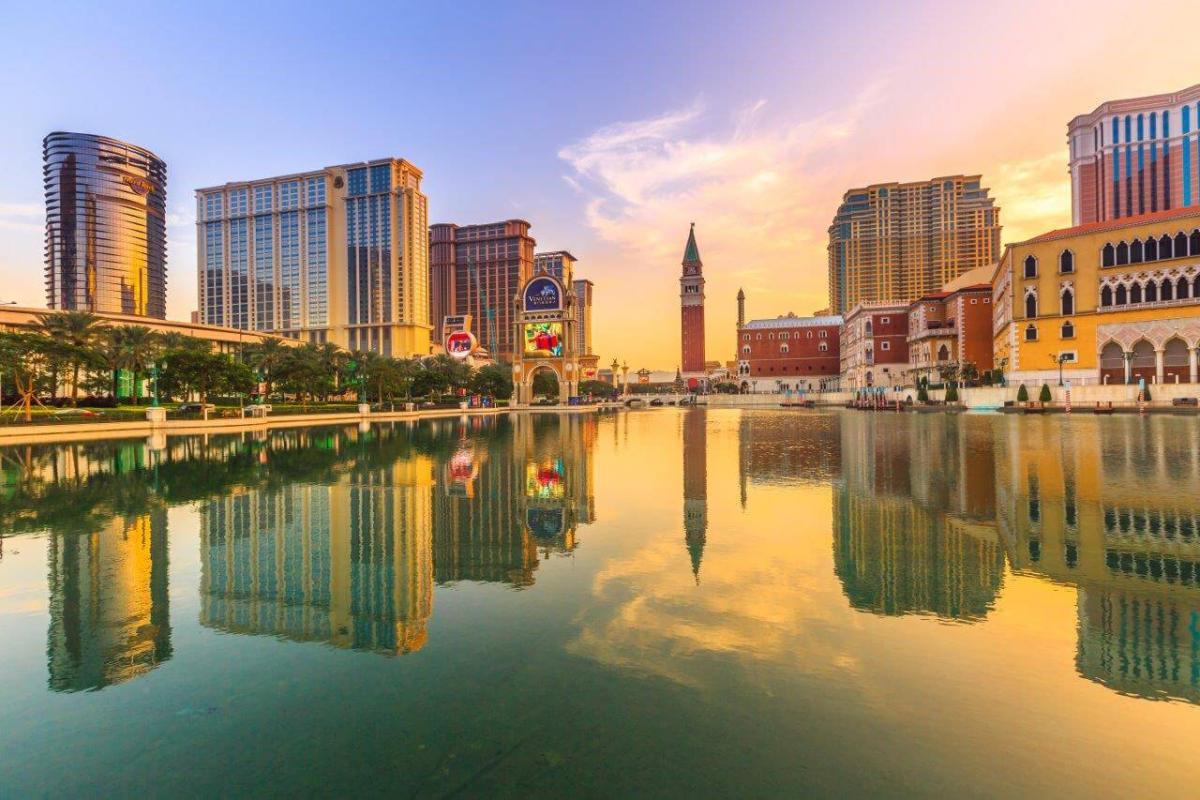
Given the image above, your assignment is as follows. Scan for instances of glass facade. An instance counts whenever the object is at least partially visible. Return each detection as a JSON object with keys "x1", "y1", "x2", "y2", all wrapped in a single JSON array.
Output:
[{"x1": 44, "y1": 132, "x2": 168, "y2": 317}]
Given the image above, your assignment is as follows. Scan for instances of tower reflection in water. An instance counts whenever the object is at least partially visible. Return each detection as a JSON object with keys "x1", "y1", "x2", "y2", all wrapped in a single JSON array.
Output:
[
  {"x1": 48, "y1": 509, "x2": 172, "y2": 692},
  {"x1": 830, "y1": 414, "x2": 1005, "y2": 622},
  {"x1": 995, "y1": 415, "x2": 1200, "y2": 704}
]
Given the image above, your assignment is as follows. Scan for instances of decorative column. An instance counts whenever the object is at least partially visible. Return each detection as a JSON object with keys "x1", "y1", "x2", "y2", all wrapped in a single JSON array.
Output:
[
  {"x1": 1155, "y1": 348, "x2": 1165, "y2": 385},
  {"x1": 1191, "y1": 347, "x2": 1199, "y2": 384},
  {"x1": 1123, "y1": 351, "x2": 1133, "y2": 385}
]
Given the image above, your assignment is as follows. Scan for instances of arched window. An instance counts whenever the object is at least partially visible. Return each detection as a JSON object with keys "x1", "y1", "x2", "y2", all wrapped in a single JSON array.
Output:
[
  {"x1": 1025, "y1": 324, "x2": 1038, "y2": 342},
  {"x1": 1161, "y1": 279, "x2": 1173, "y2": 301},
  {"x1": 1060, "y1": 288, "x2": 1074, "y2": 316},
  {"x1": 1194, "y1": 274, "x2": 1200, "y2": 298},
  {"x1": 1116, "y1": 241, "x2": 1129, "y2": 264},
  {"x1": 864, "y1": 320, "x2": 872, "y2": 336},
  {"x1": 1131, "y1": 283, "x2": 1143, "y2": 303},
  {"x1": 1131, "y1": 239, "x2": 1144, "y2": 263},
  {"x1": 937, "y1": 344, "x2": 950, "y2": 361},
  {"x1": 1101, "y1": 285, "x2": 1113, "y2": 307},
  {"x1": 1160, "y1": 234, "x2": 1173, "y2": 258},
  {"x1": 1102, "y1": 243, "x2": 1115, "y2": 267},
  {"x1": 1192, "y1": 230, "x2": 1200, "y2": 256},
  {"x1": 1060, "y1": 250, "x2": 1074, "y2": 273},
  {"x1": 1144, "y1": 237, "x2": 1158, "y2": 261},
  {"x1": 1024, "y1": 256, "x2": 1037, "y2": 278},
  {"x1": 741, "y1": 345, "x2": 750, "y2": 354},
  {"x1": 1061, "y1": 321, "x2": 1074, "y2": 338},
  {"x1": 1146, "y1": 281, "x2": 1158, "y2": 302},
  {"x1": 1024, "y1": 292, "x2": 1037, "y2": 318},
  {"x1": 818, "y1": 342, "x2": 828, "y2": 352},
  {"x1": 1177, "y1": 277, "x2": 1189, "y2": 299},
  {"x1": 1116, "y1": 284, "x2": 1128, "y2": 305},
  {"x1": 743, "y1": 333, "x2": 750, "y2": 341}
]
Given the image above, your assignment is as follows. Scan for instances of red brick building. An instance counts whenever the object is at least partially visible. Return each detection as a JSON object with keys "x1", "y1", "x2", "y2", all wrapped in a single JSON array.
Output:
[
  {"x1": 840, "y1": 303, "x2": 911, "y2": 390},
  {"x1": 907, "y1": 265, "x2": 995, "y2": 384},
  {"x1": 735, "y1": 289, "x2": 842, "y2": 392},
  {"x1": 680, "y1": 224, "x2": 706, "y2": 378}
]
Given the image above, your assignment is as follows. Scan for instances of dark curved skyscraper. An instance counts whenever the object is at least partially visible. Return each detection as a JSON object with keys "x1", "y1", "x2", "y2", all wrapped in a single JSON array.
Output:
[{"x1": 44, "y1": 132, "x2": 167, "y2": 318}]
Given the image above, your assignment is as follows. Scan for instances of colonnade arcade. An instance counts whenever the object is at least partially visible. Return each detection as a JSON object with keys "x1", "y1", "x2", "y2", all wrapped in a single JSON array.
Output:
[{"x1": 1097, "y1": 320, "x2": 1200, "y2": 384}]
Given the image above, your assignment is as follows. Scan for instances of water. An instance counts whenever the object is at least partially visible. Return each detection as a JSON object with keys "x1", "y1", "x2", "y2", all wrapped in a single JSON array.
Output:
[{"x1": 2, "y1": 409, "x2": 1200, "y2": 798}]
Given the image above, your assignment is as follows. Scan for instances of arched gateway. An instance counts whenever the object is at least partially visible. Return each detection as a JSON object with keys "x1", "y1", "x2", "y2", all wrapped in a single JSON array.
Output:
[{"x1": 512, "y1": 274, "x2": 581, "y2": 405}]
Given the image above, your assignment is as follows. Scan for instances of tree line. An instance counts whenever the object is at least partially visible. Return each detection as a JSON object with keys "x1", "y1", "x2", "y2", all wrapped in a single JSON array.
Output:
[{"x1": 0, "y1": 311, "x2": 521, "y2": 420}]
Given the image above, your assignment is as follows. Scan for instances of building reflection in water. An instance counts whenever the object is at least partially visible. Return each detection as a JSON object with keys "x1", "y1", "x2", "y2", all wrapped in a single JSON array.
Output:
[
  {"x1": 832, "y1": 414, "x2": 1005, "y2": 622},
  {"x1": 47, "y1": 509, "x2": 172, "y2": 692},
  {"x1": 996, "y1": 414, "x2": 1200, "y2": 704},
  {"x1": 682, "y1": 409, "x2": 708, "y2": 582},
  {"x1": 0, "y1": 416, "x2": 601, "y2": 686}
]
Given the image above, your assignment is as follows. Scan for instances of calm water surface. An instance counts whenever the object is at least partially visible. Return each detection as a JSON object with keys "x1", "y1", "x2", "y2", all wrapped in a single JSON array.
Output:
[{"x1": 2, "y1": 410, "x2": 1200, "y2": 797}]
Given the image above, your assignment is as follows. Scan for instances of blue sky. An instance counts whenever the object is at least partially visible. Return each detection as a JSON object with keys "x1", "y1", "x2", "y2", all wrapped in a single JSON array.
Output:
[{"x1": 2, "y1": 0, "x2": 1196, "y2": 366}]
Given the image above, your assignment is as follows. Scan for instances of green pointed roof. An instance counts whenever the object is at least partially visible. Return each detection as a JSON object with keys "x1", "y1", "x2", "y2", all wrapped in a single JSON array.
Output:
[
  {"x1": 682, "y1": 223, "x2": 702, "y2": 265},
  {"x1": 686, "y1": 528, "x2": 705, "y2": 584}
]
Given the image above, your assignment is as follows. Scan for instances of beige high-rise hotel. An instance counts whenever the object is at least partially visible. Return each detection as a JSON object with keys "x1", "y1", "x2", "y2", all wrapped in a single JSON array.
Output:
[
  {"x1": 826, "y1": 175, "x2": 1000, "y2": 315},
  {"x1": 197, "y1": 158, "x2": 430, "y2": 356}
]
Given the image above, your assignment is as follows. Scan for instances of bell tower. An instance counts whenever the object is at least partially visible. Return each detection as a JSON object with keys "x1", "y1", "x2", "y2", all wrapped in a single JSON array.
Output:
[{"x1": 680, "y1": 223, "x2": 706, "y2": 375}]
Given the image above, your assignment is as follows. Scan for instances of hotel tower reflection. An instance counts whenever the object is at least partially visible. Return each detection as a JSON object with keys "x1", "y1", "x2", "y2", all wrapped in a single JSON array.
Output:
[
  {"x1": 833, "y1": 414, "x2": 1005, "y2": 621},
  {"x1": 996, "y1": 415, "x2": 1200, "y2": 703},
  {"x1": 196, "y1": 414, "x2": 598, "y2": 656},
  {"x1": 48, "y1": 510, "x2": 172, "y2": 692}
]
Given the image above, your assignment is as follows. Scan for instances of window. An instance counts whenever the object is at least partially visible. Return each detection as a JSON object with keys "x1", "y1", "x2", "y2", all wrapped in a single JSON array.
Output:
[
  {"x1": 806, "y1": 331, "x2": 813, "y2": 338},
  {"x1": 1060, "y1": 288, "x2": 1074, "y2": 316},
  {"x1": 1116, "y1": 241, "x2": 1129, "y2": 264},
  {"x1": 1102, "y1": 243, "x2": 1115, "y2": 267},
  {"x1": 1161, "y1": 279, "x2": 1173, "y2": 301},
  {"x1": 1145, "y1": 237, "x2": 1158, "y2": 261},
  {"x1": 881, "y1": 341, "x2": 891, "y2": 351},
  {"x1": 1025, "y1": 324, "x2": 1038, "y2": 341},
  {"x1": 1191, "y1": 230, "x2": 1200, "y2": 256},
  {"x1": 1146, "y1": 281, "x2": 1158, "y2": 302},
  {"x1": 1059, "y1": 250, "x2": 1074, "y2": 273},
  {"x1": 880, "y1": 317, "x2": 889, "y2": 325},
  {"x1": 1023, "y1": 255, "x2": 1037, "y2": 278},
  {"x1": 1116, "y1": 284, "x2": 1127, "y2": 305},
  {"x1": 780, "y1": 344, "x2": 789, "y2": 354},
  {"x1": 819, "y1": 330, "x2": 828, "y2": 338},
  {"x1": 1024, "y1": 292, "x2": 1037, "y2": 318},
  {"x1": 742, "y1": 345, "x2": 750, "y2": 354},
  {"x1": 743, "y1": 333, "x2": 750, "y2": 341},
  {"x1": 1061, "y1": 321, "x2": 1075, "y2": 338},
  {"x1": 1131, "y1": 283, "x2": 1143, "y2": 304},
  {"x1": 1131, "y1": 239, "x2": 1144, "y2": 263},
  {"x1": 818, "y1": 342, "x2": 828, "y2": 352},
  {"x1": 1101, "y1": 285, "x2": 1113, "y2": 307}
]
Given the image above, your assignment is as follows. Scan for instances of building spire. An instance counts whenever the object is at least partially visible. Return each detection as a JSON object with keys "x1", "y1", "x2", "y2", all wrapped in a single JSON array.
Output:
[{"x1": 682, "y1": 222, "x2": 702, "y2": 266}]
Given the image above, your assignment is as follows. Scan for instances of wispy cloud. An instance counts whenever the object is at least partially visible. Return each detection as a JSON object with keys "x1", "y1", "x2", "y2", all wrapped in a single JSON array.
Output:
[
  {"x1": 988, "y1": 152, "x2": 1072, "y2": 244},
  {"x1": 558, "y1": 88, "x2": 882, "y2": 364}
]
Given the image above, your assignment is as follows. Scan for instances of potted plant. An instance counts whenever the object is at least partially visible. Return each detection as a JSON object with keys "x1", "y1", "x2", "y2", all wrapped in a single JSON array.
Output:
[{"x1": 1016, "y1": 383, "x2": 1028, "y2": 404}]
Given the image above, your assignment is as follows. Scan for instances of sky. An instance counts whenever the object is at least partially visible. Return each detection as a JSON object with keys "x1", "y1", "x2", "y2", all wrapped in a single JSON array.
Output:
[{"x1": 1, "y1": 0, "x2": 1197, "y2": 369}]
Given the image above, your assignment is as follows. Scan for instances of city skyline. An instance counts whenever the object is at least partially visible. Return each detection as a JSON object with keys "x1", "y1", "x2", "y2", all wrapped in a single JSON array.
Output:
[{"x1": 3, "y1": 2, "x2": 1200, "y2": 367}]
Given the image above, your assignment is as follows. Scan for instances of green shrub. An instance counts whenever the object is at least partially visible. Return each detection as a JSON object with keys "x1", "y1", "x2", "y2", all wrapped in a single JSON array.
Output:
[
  {"x1": 917, "y1": 385, "x2": 929, "y2": 404},
  {"x1": 1016, "y1": 384, "x2": 1028, "y2": 402},
  {"x1": 1142, "y1": 383, "x2": 1152, "y2": 402},
  {"x1": 1039, "y1": 383, "x2": 1052, "y2": 403},
  {"x1": 945, "y1": 384, "x2": 959, "y2": 403}
]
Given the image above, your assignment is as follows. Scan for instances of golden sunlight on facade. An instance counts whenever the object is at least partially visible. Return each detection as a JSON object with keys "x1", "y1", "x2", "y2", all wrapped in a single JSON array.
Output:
[{"x1": 994, "y1": 207, "x2": 1200, "y2": 385}]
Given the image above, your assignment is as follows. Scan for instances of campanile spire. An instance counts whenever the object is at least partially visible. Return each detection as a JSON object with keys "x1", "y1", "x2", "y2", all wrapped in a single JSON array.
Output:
[{"x1": 679, "y1": 223, "x2": 706, "y2": 375}]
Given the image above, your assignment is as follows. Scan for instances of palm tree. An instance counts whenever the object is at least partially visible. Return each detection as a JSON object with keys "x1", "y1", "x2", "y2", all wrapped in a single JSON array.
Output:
[
  {"x1": 245, "y1": 337, "x2": 288, "y2": 399},
  {"x1": 117, "y1": 326, "x2": 160, "y2": 405},
  {"x1": 36, "y1": 311, "x2": 101, "y2": 403},
  {"x1": 316, "y1": 342, "x2": 347, "y2": 400},
  {"x1": 95, "y1": 327, "x2": 127, "y2": 399}
]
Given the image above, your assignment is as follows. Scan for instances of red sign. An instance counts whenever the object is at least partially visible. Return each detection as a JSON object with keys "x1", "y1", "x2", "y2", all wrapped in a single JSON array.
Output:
[{"x1": 446, "y1": 330, "x2": 476, "y2": 358}]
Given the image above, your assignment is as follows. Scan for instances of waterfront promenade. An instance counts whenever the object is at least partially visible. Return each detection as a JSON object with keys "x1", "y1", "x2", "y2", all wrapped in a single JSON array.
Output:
[{"x1": 0, "y1": 401, "x2": 621, "y2": 445}]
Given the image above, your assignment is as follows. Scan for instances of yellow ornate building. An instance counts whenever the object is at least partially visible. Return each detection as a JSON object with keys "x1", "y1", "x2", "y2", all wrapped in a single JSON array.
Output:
[{"x1": 993, "y1": 207, "x2": 1200, "y2": 385}]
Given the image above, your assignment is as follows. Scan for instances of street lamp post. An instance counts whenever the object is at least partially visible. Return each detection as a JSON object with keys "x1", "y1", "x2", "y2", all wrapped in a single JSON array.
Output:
[{"x1": 145, "y1": 360, "x2": 160, "y2": 407}]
